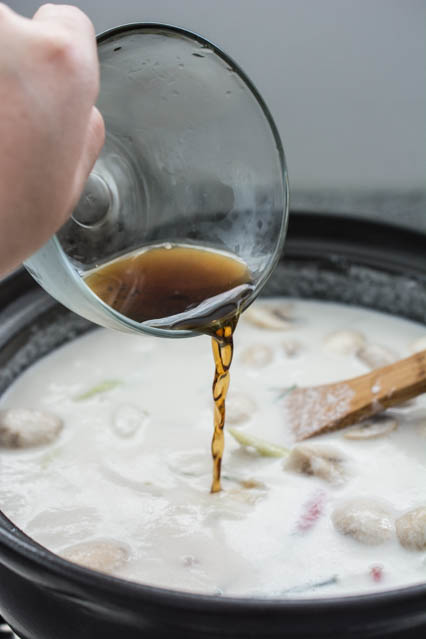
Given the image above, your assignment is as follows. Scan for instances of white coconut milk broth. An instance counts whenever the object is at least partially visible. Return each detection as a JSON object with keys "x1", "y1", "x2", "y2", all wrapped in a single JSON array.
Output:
[{"x1": 0, "y1": 299, "x2": 425, "y2": 598}]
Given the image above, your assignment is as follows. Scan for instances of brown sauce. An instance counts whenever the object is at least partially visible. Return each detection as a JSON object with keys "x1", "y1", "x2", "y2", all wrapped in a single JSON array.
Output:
[
  {"x1": 210, "y1": 318, "x2": 237, "y2": 492},
  {"x1": 84, "y1": 244, "x2": 253, "y2": 492}
]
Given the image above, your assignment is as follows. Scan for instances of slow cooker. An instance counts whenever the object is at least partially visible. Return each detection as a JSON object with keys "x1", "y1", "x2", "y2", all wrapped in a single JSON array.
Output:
[{"x1": 0, "y1": 211, "x2": 425, "y2": 639}]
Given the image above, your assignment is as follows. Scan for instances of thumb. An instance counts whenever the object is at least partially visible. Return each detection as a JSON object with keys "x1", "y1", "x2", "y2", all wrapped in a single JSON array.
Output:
[
  {"x1": 76, "y1": 106, "x2": 105, "y2": 187},
  {"x1": 69, "y1": 106, "x2": 106, "y2": 216}
]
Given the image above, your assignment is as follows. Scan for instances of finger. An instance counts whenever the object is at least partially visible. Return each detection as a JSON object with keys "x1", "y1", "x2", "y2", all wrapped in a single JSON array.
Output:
[
  {"x1": 0, "y1": 3, "x2": 15, "y2": 19},
  {"x1": 33, "y1": 4, "x2": 99, "y2": 97},
  {"x1": 69, "y1": 106, "x2": 105, "y2": 218},
  {"x1": 33, "y1": 3, "x2": 95, "y2": 39},
  {"x1": 75, "y1": 106, "x2": 106, "y2": 188},
  {"x1": 0, "y1": 2, "x2": 24, "y2": 30},
  {"x1": 84, "y1": 106, "x2": 106, "y2": 175}
]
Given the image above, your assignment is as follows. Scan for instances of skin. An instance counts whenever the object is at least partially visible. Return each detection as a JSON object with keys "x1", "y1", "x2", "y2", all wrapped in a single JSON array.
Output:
[{"x1": 0, "y1": 3, "x2": 105, "y2": 277}]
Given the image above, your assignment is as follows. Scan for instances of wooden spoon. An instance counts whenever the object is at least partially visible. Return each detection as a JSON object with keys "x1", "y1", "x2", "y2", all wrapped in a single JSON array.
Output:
[{"x1": 285, "y1": 350, "x2": 426, "y2": 441}]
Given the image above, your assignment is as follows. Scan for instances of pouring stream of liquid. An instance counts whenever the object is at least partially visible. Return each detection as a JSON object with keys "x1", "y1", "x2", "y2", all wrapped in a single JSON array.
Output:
[{"x1": 210, "y1": 319, "x2": 237, "y2": 493}]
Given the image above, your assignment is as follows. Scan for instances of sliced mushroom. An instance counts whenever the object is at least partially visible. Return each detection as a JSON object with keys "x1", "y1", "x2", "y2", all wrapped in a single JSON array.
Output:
[
  {"x1": 205, "y1": 489, "x2": 263, "y2": 522},
  {"x1": 244, "y1": 303, "x2": 293, "y2": 330},
  {"x1": 112, "y1": 404, "x2": 149, "y2": 438},
  {"x1": 332, "y1": 498, "x2": 394, "y2": 545},
  {"x1": 0, "y1": 408, "x2": 63, "y2": 448},
  {"x1": 167, "y1": 450, "x2": 211, "y2": 478},
  {"x1": 344, "y1": 415, "x2": 398, "y2": 440},
  {"x1": 282, "y1": 339, "x2": 302, "y2": 358},
  {"x1": 25, "y1": 506, "x2": 98, "y2": 545},
  {"x1": 323, "y1": 330, "x2": 366, "y2": 355},
  {"x1": 356, "y1": 343, "x2": 397, "y2": 369},
  {"x1": 239, "y1": 478, "x2": 267, "y2": 490},
  {"x1": 396, "y1": 507, "x2": 426, "y2": 551},
  {"x1": 284, "y1": 443, "x2": 347, "y2": 484},
  {"x1": 408, "y1": 336, "x2": 426, "y2": 355},
  {"x1": 226, "y1": 393, "x2": 257, "y2": 425},
  {"x1": 228, "y1": 487, "x2": 265, "y2": 505},
  {"x1": 102, "y1": 452, "x2": 175, "y2": 494},
  {"x1": 60, "y1": 539, "x2": 129, "y2": 573},
  {"x1": 240, "y1": 344, "x2": 274, "y2": 367},
  {"x1": 221, "y1": 477, "x2": 267, "y2": 506}
]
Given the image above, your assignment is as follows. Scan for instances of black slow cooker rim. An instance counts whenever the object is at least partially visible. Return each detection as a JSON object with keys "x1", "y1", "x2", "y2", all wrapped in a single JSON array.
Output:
[
  {"x1": 1, "y1": 513, "x2": 426, "y2": 614},
  {"x1": 1, "y1": 210, "x2": 425, "y2": 615},
  {"x1": 1, "y1": 211, "x2": 425, "y2": 310}
]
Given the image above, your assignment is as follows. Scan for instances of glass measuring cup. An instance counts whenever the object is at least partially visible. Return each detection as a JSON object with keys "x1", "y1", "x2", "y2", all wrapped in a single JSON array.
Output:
[{"x1": 25, "y1": 23, "x2": 289, "y2": 338}]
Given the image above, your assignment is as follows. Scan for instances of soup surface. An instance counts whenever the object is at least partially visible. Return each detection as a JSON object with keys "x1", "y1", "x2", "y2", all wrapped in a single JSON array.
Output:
[{"x1": 0, "y1": 299, "x2": 425, "y2": 598}]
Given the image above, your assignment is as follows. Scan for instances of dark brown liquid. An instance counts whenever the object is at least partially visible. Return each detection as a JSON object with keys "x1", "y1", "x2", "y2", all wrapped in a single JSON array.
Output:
[
  {"x1": 84, "y1": 244, "x2": 252, "y2": 329},
  {"x1": 85, "y1": 244, "x2": 253, "y2": 492},
  {"x1": 210, "y1": 318, "x2": 237, "y2": 492}
]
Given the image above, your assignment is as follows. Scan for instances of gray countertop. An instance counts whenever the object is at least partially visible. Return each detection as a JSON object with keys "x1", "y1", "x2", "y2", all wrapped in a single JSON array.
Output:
[{"x1": 290, "y1": 189, "x2": 426, "y2": 233}]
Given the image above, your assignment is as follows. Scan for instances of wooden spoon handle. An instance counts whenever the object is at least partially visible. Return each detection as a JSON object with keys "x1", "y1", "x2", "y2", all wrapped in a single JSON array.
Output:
[
  {"x1": 348, "y1": 349, "x2": 426, "y2": 419},
  {"x1": 291, "y1": 350, "x2": 426, "y2": 440}
]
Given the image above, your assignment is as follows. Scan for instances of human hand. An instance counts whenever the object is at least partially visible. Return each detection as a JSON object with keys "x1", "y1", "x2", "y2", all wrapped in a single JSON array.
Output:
[{"x1": 0, "y1": 3, "x2": 105, "y2": 277}]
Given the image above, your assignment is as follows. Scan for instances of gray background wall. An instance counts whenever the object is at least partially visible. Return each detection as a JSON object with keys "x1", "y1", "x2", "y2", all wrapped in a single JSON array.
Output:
[{"x1": 9, "y1": 0, "x2": 426, "y2": 224}]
